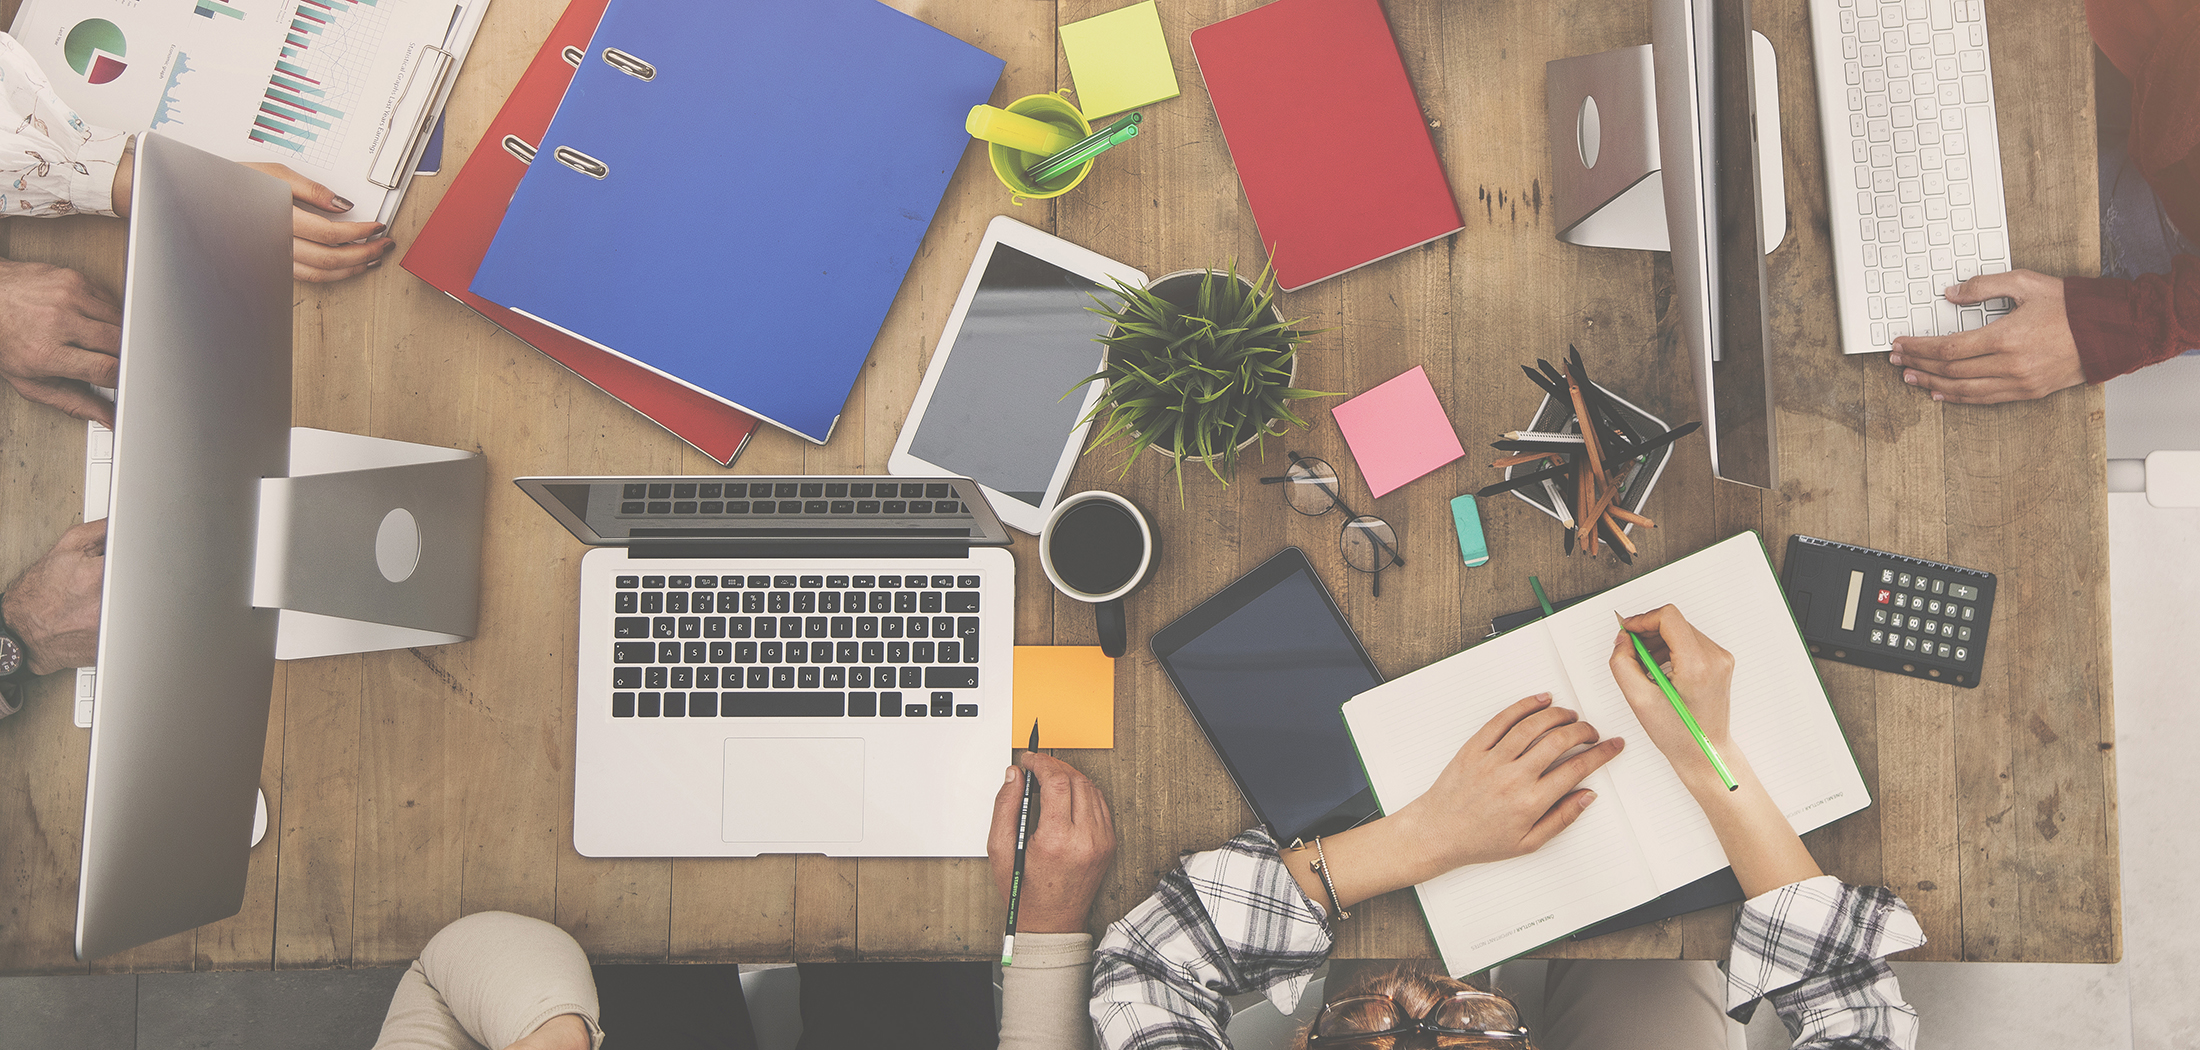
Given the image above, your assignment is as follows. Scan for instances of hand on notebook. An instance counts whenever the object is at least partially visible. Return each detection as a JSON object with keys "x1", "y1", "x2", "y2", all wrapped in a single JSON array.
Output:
[
  {"x1": 988, "y1": 752, "x2": 1116, "y2": 933},
  {"x1": 1609, "y1": 604, "x2": 1734, "y2": 780},
  {"x1": 0, "y1": 259, "x2": 121, "y2": 425},
  {"x1": 238, "y1": 164, "x2": 396, "y2": 284},
  {"x1": 3, "y1": 519, "x2": 106, "y2": 675},
  {"x1": 1887, "y1": 270, "x2": 2084, "y2": 404},
  {"x1": 1401, "y1": 694, "x2": 1624, "y2": 870}
]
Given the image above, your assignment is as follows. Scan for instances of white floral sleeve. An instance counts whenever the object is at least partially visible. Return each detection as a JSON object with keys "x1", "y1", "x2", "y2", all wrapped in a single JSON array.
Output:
[{"x1": 0, "y1": 33, "x2": 130, "y2": 218}]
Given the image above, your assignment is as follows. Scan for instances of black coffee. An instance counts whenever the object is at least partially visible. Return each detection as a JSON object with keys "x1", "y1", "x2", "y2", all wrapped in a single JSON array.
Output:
[{"x1": 1047, "y1": 500, "x2": 1145, "y2": 595}]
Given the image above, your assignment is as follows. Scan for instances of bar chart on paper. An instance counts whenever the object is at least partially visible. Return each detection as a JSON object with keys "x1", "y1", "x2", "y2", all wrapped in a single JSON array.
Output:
[
  {"x1": 10, "y1": 0, "x2": 486, "y2": 224},
  {"x1": 250, "y1": 0, "x2": 393, "y2": 167}
]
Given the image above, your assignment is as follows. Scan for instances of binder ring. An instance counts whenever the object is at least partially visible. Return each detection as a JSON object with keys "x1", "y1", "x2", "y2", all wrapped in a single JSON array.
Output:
[
  {"x1": 561, "y1": 45, "x2": 584, "y2": 68},
  {"x1": 602, "y1": 48, "x2": 656, "y2": 81},
  {"x1": 553, "y1": 146, "x2": 609, "y2": 179},
  {"x1": 502, "y1": 135, "x2": 537, "y2": 164}
]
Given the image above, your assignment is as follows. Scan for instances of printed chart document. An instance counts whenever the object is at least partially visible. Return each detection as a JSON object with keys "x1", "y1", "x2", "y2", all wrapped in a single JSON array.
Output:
[
  {"x1": 1341, "y1": 532, "x2": 1868, "y2": 976},
  {"x1": 12, "y1": 0, "x2": 484, "y2": 224}
]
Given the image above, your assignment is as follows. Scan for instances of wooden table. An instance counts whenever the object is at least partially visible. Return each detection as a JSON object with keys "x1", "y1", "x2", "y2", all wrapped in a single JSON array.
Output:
[{"x1": 0, "y1": 0, "x2": 2113, "y2": 973}]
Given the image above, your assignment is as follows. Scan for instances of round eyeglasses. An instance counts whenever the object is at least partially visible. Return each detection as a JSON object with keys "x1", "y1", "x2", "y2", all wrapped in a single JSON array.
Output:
[
  {"x1": 1260, "y1": 453, "x2": 1403, "y2": 596},
  {"x1": 1307, "y1": 989, "x2": 1531, "y2": 1045}
]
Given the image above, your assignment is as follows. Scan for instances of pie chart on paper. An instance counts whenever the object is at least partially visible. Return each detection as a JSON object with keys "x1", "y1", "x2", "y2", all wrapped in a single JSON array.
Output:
[{"x1": 64, "y1": 18, "x2": 128, "y2": 85}]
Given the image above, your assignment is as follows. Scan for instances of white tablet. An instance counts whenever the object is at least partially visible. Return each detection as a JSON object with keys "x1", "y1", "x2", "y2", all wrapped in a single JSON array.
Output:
[{"x1": 889, "y1": 216, "x2": 1147, "y2": 534}]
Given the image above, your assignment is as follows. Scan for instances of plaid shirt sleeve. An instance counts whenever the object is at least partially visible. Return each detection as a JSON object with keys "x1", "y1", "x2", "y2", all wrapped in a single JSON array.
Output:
[
  {"x1": 1726, "y1": 875, "x2": 1927, "y2": 1049},
  {"x1": 1089, "y1": 828, "x2": 1333, "y2": 1050}
]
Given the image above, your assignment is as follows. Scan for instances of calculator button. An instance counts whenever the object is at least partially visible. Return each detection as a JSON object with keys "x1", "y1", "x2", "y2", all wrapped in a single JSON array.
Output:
[
  {"x1": 1927, "y1": 600, "x2": 1941, "y2": 614},
  {"x1": 1904, "y1": 636, "x2": 1919, "y2": 651},
  {"x1": 1942, "y1": 624, "x2": 1954, "y2": 638},
  {"x1": 1877, "y1": 589, "x2": 1892, "y2": 604},
  {"x1": 1931, "y1": 579, "x2": 1945, "y2": 594},
  {"x1": 1924, "y1": 620, "x2": 1938, "y2": 634},
  {"x1": 1950, "y1": 583, "x2": 1978, "y2": 600},
  {"x1": 1873, "y1": 609, "x2": 1888, "y2": 625},
  {"x1": 1908, "y1": 616, "x2": 1921, "y2": 631},
  {"x1": 1898, "y1": 573, "x2": 1912, "y2": 587},
  {"x1": 1954, "y1": 646, "x2": 1968, "y2": 661},
  {"x1": 1894, "y1": 594, "x2": 1908, "y2": 609},
  {"x1": 1958, "y1": 626, "x2": 1971, "y2": 641},
  {"x1": 1914, "y1": 577, "x2": 1929, "y2": 591},
  {"x1": 1888, "y1": 633, "x2": 1904, "y2": 648},
  {"x1": 1936, "y1": 643, "x2": 1952, "y2": 657},
  {"x1": 1961, "y1": 605, "x2": 1975, "y2": 620},
  {"x1": 1882, "y1": 569, "x2": 1896, "y2": 583},
  {"x1": 1871, "y1": 630, "x2": 1885, "y2": 644}
]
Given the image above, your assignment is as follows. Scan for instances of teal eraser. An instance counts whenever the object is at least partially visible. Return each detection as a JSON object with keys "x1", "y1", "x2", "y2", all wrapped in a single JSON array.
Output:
[{"x1": 1450, "y1": 494, "x2": 1489, "y2": 567}]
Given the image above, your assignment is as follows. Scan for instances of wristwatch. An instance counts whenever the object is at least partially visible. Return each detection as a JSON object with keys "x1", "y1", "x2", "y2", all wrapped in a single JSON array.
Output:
[{"x1": 0, "y1": 593, "x2": 26, "y2": 717}]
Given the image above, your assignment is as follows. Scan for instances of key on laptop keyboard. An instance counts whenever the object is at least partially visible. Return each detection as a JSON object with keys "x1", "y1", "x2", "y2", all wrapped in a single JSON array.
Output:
[{"x1": 606, "y1": 572, "x2": 982, "y2": 719}]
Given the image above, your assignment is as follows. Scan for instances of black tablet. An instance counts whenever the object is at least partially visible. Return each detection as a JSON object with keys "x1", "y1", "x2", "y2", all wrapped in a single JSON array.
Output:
[{"x1": 1151, "y1": 547, "x2": 1382, "y2": 843}]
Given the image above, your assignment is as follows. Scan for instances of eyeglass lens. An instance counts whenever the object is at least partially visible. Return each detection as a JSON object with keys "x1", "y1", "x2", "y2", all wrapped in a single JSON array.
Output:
[
  {"x1": 1339, "y1": 516, "x2": 1397, "y2": 573},
  {"x1": 1283, "y1": 456, "x2": 1341, "y2": 516}
]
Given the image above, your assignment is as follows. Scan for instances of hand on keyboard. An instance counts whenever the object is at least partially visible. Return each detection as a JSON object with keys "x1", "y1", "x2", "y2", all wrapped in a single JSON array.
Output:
[
  {"x1": 3, "y1": 519, "x2": 106, "y2": 675},
  {"x1": 0, "y1": 259, "x2": 121, "y2": 426},
  {"x1": 1888, "y1": 269, "x2": 2084, "y2": 404}
]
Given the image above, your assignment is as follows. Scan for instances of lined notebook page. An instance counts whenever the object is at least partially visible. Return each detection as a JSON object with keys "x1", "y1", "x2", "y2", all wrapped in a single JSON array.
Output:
[
  {"x1": 1342, "y1": 616, "x2": 1655, "y2": 974},
  {"x1": 1545, "y1": 533, "x2": 1871, "y2": 890}
]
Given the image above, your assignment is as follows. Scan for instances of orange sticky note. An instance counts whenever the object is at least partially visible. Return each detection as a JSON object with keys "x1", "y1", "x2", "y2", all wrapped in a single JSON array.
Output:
[{"x1": 1012, "y1": 646, "x2": 1115, "y2": 748}]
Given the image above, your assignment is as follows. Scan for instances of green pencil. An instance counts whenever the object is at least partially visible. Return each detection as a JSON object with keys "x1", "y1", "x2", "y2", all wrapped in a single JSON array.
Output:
[
  {"x1": 1529, "y1": 576, "x2": 1555, "y2": 616},
  {"x1": 1615, "y1": 612, "x2": 1737, "y2": 791}
]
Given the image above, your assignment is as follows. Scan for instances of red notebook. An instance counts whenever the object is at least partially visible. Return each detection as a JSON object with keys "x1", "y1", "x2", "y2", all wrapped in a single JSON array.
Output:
[
  {"x1": 400, "y1": 0, "x2": 758, "y2": 465},
  {"x1": 1191, "y1": 0, "x2": 1464, "y2": 291}
]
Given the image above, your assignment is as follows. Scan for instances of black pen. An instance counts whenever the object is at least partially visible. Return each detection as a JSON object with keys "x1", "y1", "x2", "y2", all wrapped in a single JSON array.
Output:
[{"x1": 1002, "y1": 721, "x2": 1039, "y2": 966}]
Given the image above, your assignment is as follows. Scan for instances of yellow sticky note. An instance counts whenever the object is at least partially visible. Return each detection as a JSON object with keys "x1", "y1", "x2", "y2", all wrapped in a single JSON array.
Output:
[
  {"x1": 1060, "y1": 1, "x2": 1181, "y2": 120},
  {"x1": 1011, "y1": 646, "x2": 1115, "y2": 749}
]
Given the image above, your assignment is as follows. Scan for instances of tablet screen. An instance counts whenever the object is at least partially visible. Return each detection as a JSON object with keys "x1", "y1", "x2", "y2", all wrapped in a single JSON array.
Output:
[
  {"x1": 1156, "y1": 554, "x2": 1378, "y2": 840},
  {"x1": 907, "y1": 244, "x2": 1119, "y2": 504}
]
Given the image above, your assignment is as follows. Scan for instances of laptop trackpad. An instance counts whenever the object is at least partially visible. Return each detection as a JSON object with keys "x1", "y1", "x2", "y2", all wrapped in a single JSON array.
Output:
[{"x1": 722, "y1": 738, "x2": 863, "y2": 842}]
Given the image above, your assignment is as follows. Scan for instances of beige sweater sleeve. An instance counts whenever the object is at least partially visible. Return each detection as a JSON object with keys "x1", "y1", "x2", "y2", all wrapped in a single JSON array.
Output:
[{"x1": 999, "y1": 932, "x2": 1096, "y2": 1050}]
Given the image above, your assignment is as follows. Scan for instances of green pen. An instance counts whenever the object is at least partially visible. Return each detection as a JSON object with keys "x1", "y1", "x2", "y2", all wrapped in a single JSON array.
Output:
[
  {"x1": 1616, "y1": 612, "x2": 1738, "y2": 792},
  {"x1": 1028, "y1": 113, "x2": 1141, "y2": 183},
  {"x1": 1529, "y1": 576, "x2": 1555, "y2": 616}
]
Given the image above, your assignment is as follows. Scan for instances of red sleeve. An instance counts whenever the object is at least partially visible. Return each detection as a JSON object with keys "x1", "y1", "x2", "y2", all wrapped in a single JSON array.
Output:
[{"x1": 2067, "y1": 253, "x2": 2200, "y2": 383}]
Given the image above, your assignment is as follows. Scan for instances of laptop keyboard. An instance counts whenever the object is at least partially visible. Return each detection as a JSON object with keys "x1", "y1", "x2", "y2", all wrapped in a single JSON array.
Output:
[
  {"x1": 608, "y1": 572, "x2": 983, "y2": 719},
  {"x1": 614, "y1": 481, "x2": 965, "y2": 518}
]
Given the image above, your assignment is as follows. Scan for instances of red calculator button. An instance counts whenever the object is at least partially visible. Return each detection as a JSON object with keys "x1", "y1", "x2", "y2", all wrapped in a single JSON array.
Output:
[{"x1": 1876, "y1": 589, "x2": 1892, "y2": 604}]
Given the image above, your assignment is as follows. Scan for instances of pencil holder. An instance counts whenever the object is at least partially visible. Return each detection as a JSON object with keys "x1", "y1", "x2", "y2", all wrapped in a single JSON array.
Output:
[{"x1": 988, "y1": 91, "x2": 1094, "y2": 205}]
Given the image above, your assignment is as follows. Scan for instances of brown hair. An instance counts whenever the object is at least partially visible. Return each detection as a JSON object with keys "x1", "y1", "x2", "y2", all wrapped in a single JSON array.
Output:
[{"x1": 1292, "y1": 965, "x2": 1536, "y2": 1050}]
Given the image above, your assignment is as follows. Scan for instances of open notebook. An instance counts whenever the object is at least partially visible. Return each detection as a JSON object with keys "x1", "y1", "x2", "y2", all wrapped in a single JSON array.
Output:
[{"x1": 1341, "y1": 532, "x2": 1868, "y2": 975}]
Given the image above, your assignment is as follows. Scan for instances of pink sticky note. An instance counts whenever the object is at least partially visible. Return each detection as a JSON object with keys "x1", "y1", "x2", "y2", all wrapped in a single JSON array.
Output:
[{"x1": 1330, "y1": 366, "x2": 1465, "y2": 498}]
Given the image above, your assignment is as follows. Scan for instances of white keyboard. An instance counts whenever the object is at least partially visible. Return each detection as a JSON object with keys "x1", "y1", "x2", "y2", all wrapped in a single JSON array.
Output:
[
  {"x1": 1809, "y1": 0, "x2": 2014, "y2": 354},
  {"x1": 75, "y1": 420, "x2": 111, "y2": 728}
]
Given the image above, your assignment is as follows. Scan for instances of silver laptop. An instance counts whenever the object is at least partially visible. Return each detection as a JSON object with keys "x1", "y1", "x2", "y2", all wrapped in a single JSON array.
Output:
[{"x1": 518, "y1": 475, "x2": 1016, "y2": 857}]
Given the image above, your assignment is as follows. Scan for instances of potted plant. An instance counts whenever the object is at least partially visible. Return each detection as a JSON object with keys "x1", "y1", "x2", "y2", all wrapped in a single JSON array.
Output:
[{"x1": 1071, "y1": 261, "x2": 1331, "y2": 493}]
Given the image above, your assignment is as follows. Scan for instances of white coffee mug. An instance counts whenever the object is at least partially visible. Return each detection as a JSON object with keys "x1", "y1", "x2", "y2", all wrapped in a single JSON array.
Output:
[{"x1": 1038, "y1": 490, "x2": 1156, "y2": 657}]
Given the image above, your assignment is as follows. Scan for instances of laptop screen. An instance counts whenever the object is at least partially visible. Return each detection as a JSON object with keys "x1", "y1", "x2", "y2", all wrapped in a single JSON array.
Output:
[{"x1": 520, "y1": 476, "x2": 1014, "y2": 548}]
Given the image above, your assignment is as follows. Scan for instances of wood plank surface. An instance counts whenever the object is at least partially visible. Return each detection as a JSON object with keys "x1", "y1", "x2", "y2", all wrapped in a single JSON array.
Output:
[{"x1": 0, "y1": 0, "x2": 2112, "y2": 973}]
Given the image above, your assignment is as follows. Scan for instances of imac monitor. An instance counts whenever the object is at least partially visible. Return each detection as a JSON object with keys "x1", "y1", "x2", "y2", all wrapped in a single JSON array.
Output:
[
  {"x1": 75, "y1": 133, "x2": 294, "y2": 960},
  {"x1": 1652, "y1": 0, "x2": 1779, "y2": 489}
]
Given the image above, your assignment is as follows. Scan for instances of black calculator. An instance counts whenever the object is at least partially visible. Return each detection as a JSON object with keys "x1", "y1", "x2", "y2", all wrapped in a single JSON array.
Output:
[{"x1": 1780, "y1": 535, "x2": 1997, "y2": 687}]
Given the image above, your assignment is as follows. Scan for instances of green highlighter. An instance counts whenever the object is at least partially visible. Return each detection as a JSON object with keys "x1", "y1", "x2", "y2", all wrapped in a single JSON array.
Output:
[
  {"x1": 1449, "y1": 494, "x2": 1488, "y2": 568},
  {"x1": 1616, "y1": 612, "x2": 1739, "y2": 791}
]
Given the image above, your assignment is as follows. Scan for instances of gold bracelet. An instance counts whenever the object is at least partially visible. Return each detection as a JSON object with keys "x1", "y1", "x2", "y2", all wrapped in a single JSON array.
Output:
[{"x1": 1290, "y1": 835, "x2": 1350, "y2": 921}]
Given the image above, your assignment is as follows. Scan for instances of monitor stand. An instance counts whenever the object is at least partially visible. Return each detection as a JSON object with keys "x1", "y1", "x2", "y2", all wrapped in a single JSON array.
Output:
[
  {"x1": 1546, "y1": 35, "x2": 1785, "y2": 254},
  {"x1": 255, "y1": 428, "x2": 485, "y2": 660}
]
